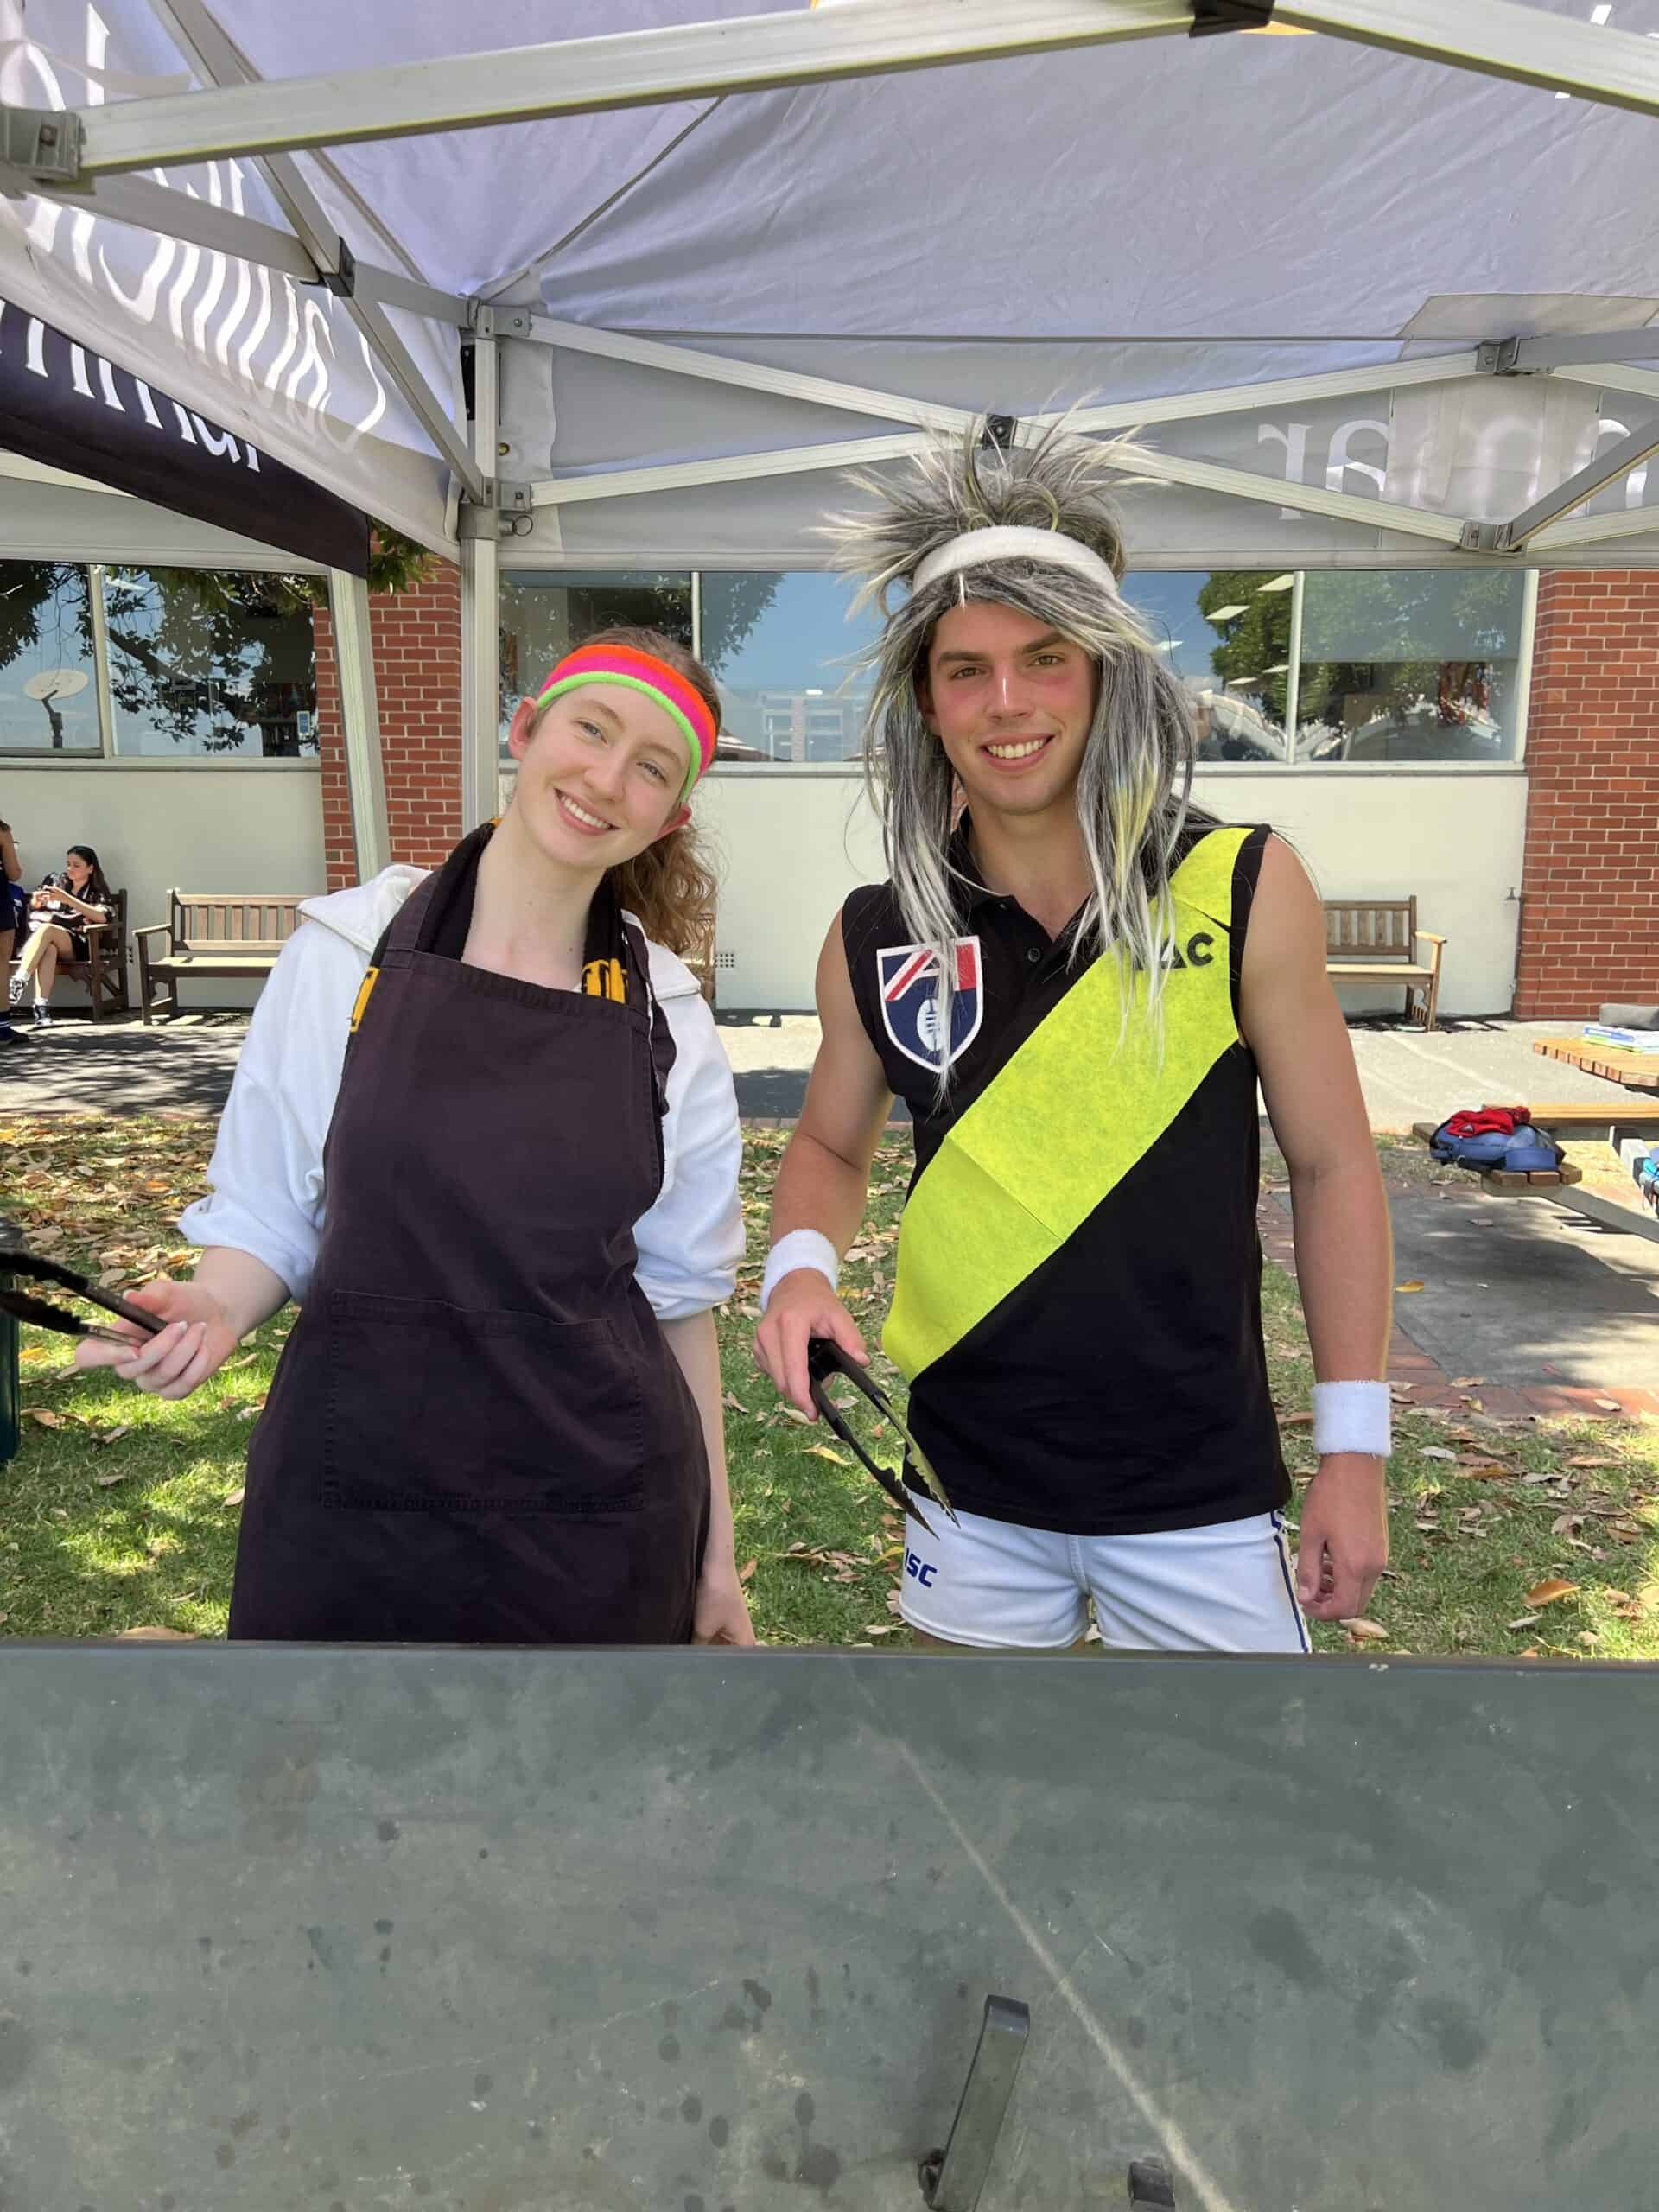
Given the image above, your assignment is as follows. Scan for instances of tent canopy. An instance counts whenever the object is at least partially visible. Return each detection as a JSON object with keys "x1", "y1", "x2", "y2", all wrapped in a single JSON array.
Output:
[{"x1": 3, "y1": 0, "x2": 1657, "y2": 817}]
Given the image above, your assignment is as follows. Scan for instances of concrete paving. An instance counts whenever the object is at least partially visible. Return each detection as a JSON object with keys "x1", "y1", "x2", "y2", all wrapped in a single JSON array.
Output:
[
  {"x1": 0, "y1": 1010, "x2": 249, "y2": 1117},
  {"x1": 3, "y1": 1003, "x2": 1653, "y2": 1130}
]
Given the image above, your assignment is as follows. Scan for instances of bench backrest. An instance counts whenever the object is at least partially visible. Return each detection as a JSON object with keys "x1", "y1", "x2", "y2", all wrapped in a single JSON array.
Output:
[
  {"x1": 1323, "y1": 896, "x2": 1417, "y2": 963},
  {"x1": 168, "y1": 893, "x2": 305, "y2": 954}
]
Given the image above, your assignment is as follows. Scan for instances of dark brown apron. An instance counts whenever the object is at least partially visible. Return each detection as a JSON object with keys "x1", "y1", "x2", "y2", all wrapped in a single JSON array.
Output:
[{"x1": 227, "y1": 838, "x2": 709, "y2": 1644}]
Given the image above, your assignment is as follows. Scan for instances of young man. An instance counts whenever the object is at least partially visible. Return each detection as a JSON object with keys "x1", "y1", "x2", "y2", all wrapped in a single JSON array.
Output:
[{"x1": 754, "y1": 423, "x2": 1392, "y2": 1653}]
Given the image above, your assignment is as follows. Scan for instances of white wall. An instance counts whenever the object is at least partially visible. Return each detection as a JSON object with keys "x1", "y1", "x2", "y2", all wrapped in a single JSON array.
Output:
[
  {"x1": 696, "y1": 766, "x2": 1529, "y2": 1019},
  {"x1": 2, "y1": 763, "x2": 326, "y2": 1010}
]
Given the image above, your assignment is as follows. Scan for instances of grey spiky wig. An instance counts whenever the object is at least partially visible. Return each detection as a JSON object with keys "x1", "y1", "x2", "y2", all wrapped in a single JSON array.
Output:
[{"x1": 824, "y1": 417, "x2": 1209, "y2": 1080}]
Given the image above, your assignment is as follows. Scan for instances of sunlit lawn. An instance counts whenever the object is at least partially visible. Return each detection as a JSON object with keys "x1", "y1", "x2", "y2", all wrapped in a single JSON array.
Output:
[{"x1": 3, "y1": 1116, "x2": 1656, "y2": 1655}]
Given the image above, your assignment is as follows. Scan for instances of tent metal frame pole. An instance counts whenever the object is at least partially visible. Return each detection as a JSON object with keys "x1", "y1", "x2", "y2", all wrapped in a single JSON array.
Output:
[
  {"x1": 1554, "y1": 363, "x2": 1659, "y2": 409},
  {"x1": 1275, "y1": 0, "x2": 1659, "y2": 118},
  {"x1": 1532, "y1": 503, "x2": 1659, "y2": 555},
  {"x1": 71, "y1": 1, "x2": 1193, "y2": 174},
  {"x1": 460, "y1": 332, "x2": 502, "y2": 834},
  {"x1": 327, "y1": 569, "x2": 391, "y2": 883},
  {"x1": 530, "y1": 432, "x2": 1469, "y2": 544},
  {"x1": 524, "y1": 312, "x2": 1483, "y2": 435},
  {"x1": 30, "y1": 172, "x2": 471, "y2": 327},
  {"x1": 1463, "y1": 416, "x2": 1659, "y2": 553},
  {"x1": 56, "y1": 0, "x2": 1659, "y2": 182},
  {"x1": 141, "y1": 0, "x2": 486, "y2": 504}
]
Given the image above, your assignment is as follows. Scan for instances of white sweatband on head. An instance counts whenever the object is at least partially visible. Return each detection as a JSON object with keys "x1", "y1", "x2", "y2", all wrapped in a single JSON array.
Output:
[
  {"x1": 760, "y1": 1229, "x2": 841, "y2": 1314},
  {"x1": 910, "y1": 525, "x2": 1121, "y2": 603},
  {"x1": 1311, "y1": 1381, "x2": 1392, "y2": 1459}
]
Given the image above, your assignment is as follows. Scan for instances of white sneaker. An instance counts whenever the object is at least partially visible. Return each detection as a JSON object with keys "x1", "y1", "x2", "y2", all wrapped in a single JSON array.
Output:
[
  {"x1": 6, "y1": 973, "x2": 24, "y2": 1007},
  {"x1": 30, "y1": 1002, "x2": 49, "y2": 1028}
]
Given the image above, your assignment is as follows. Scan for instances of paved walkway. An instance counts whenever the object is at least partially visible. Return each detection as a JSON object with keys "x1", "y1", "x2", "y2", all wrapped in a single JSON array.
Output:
[{"x1": 7, "y1": 1006, "x2": 1658, "y2": 1414}]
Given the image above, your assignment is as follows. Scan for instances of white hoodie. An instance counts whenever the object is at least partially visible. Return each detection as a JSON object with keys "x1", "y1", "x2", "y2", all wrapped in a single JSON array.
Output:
[{"x1": 179, "y1": 866, "x2": 744, "y2": 1319}]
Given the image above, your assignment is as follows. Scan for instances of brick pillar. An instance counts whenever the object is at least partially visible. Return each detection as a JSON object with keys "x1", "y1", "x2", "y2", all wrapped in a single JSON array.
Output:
[
  {"x1": 313, "y1": 563, "x2": 466, "y2": 889},
  {"x1": 1512, "y1": 570, "x2": 1659, "y2": 1019}
]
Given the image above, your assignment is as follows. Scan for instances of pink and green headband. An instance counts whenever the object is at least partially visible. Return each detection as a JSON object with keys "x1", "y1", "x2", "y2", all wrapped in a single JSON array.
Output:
[{"x1": 534, "y1": 643, "x2": 718, "y2": 798}]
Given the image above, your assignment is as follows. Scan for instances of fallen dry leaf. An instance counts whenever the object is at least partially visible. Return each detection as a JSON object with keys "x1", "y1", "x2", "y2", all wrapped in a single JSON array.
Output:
[
  {"x1": 1342, "y1": 1618, "x2": 1389, "y2": 1642},
  {"x1": 721, "y1": 1389, "x2": 747, "y2": 1413},
  {"x1": 737, "y1": 1557, "x2": 757, "y2": 1585},
  {"x1": 806, "y1": 1445, "x2": 849, "y2": 1465},
  {"x1": 91, "y1": 1426, "x2": 132, "y2": 1448},
  {"x1": 1452, "y1": 1377, "x2": 1484, "y2": 1389},
  {"x1": 18, "y1": 1346, "x2": 47, "y2": 1365},
  {"x1": 1395, "y1": 1281, "x2": 1425, "y2": 1294},
  {"x1": 115, "y1": 1626, "x2": 194, "y2": 1641},
  {"x1": 1595, "y1": 1398, "x2": 1621, "y2": 1413},
  {"x1": 1421, "y1": 1446, "x2": 1457, "y2": 1462},
  {"x1": 22, "y1": 1408, "x2": 67, "y2": 1429},
  {"x1": 1567, "y1": 1456, "x2": 1619, "y2": 1470},
  {"x1": 1279, "y1": 1412, "x2": 1315, "y2": 1427},
  {"x1": 93, "y1": 1471, "x2": 130, "y2": 1488},
  {"x1": 222, "y1": 1486, "x2": 245, "y2": 1509},
  {"x1": 1526, "y1": 1579, "x2": 1578, "y2": 1607},
  {"x1": 779, "y1": 1406, "x2": 812, "y2": 1427},
  {"x1": 1507, "y1": 1614, "x2": 1541, "y2": 1630},
  {"x1": 861, "y1": 1623, "x2": 899, "y2": 1637}
]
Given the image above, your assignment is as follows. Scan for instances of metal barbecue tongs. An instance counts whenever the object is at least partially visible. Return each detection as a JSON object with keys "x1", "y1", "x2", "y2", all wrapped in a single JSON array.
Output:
[
  {"x1": 0, "y1": 1216, "x2": 168, "y2": 1344},
  {"x1": 805, "y1": 1335, "x2": 957, "y2": 1540}
]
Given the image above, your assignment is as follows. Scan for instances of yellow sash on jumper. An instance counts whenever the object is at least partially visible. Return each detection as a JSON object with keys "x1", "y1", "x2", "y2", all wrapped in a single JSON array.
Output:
[{"x1": 883, "y1": 826, "x2": 1249, "y2": 1383}]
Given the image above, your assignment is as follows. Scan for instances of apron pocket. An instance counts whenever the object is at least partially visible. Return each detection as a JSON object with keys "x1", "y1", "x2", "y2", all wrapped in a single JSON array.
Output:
[{"x1": 321, "y1": 1291, "x2": 645, "y2": 1516}]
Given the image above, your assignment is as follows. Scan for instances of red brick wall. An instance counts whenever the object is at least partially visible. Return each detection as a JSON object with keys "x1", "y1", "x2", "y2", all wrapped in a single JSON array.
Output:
[
  {"x1": 313, "y1": 563, "x2": 465, "y2": 889},
  {"x1": 1513, "y1": 570, "x2": 1659, "y2": 1018}
]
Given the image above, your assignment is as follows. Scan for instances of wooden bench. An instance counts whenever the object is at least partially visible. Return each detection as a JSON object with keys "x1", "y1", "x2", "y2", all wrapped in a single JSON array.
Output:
[
  {"x1": 1325, "y1": 899, "x2": 1446, "y2": 1031},
  {"x1": 135, "y1": 893, "x2": 304, "y2": 1024},
  {"x1": 1410, "y1": 1121, "x2": 1583, "y2": 1192},
  {"x1": 3, "y1": 887, "x2": 129, "y2": 1021},
  {"x1": 1501, "y1": 1101, "x2": 1659, "y2": 1139}
]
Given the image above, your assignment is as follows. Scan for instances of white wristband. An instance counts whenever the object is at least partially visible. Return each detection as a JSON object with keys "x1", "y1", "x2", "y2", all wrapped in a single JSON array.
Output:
[
  {"x1": 1311, "y1": 1381, "x2": 1391, "y2": 1458},
  {"x1": 760, "y1": 1229, "x2": 841, "y2": 1315}
]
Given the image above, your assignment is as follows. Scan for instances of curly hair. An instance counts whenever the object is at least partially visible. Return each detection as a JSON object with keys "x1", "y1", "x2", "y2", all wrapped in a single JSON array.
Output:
[{"x1": 532, "y1": 624, "x2": 721, "y2": 964}]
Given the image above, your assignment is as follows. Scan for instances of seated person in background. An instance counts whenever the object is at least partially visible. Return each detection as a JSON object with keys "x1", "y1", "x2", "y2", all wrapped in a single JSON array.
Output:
[
  {"x1": 0, "y1": 815, "x2": 23, "y2": 1048},
  {"x1": 8, "y1": 843, "x2": 116, "y2": 1028}
]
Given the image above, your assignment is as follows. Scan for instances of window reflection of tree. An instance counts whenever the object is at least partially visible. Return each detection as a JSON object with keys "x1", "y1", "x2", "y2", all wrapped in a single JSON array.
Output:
[
  {"x1": 0, "y1": 563, "x2": 98, "y2": 750},
  {"x1": 105, "y1": 568, "x2": 318, "y2": 757}
]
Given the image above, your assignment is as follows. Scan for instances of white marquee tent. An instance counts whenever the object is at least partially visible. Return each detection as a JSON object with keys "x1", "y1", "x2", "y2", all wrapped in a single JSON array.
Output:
[{"x1": 3, "y1": 0, "x2": 1658, "y2": 868}]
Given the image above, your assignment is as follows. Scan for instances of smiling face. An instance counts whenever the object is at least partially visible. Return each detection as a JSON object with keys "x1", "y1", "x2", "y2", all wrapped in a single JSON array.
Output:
[
  {"x1": 505, "y1": 683, "x2": 690, "y2": 868},
  {"x1": 916, "y1": 601, "x2": 1100, "y2": 823}
]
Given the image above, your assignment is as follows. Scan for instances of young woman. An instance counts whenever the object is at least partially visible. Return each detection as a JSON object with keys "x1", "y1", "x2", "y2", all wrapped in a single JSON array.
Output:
[
  {"x1": 9, "y1": 842, "x2": 115, "y2": 1028},
  {"x1": 79, "y1": 629, "x2": 755, "y2": 1649}
]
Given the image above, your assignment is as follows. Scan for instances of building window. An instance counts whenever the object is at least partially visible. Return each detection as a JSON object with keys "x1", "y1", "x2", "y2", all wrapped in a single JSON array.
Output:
[
  {"x1": 101, "y1": 568, "x2": 318, "y2": 758},
  {"x1": 499, "y1": 572, "x2": 693, "y2": 750},
  {"x1": 1294, "y1": 570, "x2": 1528, "y2": 764},
  {"x1": 697, "y1": 571, "x2": 878, "y2": 763},
  {"x1": 0, "y1": 562, "x2": 101, "y2": 753},
  {"x1": 1122, "y1": 570, "x2": 1292, "y2": 763}
]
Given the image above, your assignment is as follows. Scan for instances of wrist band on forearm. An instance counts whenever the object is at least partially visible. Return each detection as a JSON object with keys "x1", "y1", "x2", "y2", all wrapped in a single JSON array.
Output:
[
  {"x1": 760, "y1": 1230, "x2": 840, "y2": 1315},
  {"x1": 1312, "y1": 1380, "x2": 1391, "y2": 1458}
]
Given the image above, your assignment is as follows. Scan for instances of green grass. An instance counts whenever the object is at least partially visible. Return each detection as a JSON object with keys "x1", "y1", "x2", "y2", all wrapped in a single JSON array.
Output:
[{"x1": 3, "y1": 1113, "x2": 1657, "y2": 1655}]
